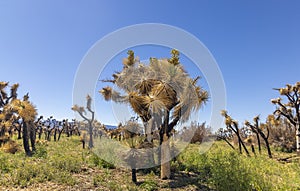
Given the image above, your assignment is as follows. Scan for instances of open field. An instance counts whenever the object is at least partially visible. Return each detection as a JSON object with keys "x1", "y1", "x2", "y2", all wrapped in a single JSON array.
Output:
[{"x1": 0, "y1": 135, "x2": 299, "y2": 191}]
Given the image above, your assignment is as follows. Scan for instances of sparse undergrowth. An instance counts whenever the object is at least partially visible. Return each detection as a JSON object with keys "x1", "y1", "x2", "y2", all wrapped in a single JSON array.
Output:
[
  {"x1": 175, "y1": 142, "x2": 300, "y2": 191},
  {"x1": 0, "y1": 136, "x2": 299, "y2": 191}
]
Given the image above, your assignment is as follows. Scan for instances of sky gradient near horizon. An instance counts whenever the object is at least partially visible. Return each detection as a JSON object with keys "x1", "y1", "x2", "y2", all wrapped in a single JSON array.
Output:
[{"x1": 1, "y1": 1, "x2": 300, "y2": 127}]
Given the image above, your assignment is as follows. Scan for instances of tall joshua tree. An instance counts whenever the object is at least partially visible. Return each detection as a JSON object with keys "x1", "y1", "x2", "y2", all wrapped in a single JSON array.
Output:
[
  {"x1": 100, "y1": 50, "x2": 208, "y2": 179},
  {"x1": 72, "y1": 95, "x2": 95, "y2": 148},
  {"x1": 271, "y1": 82, "x2": 300, "y2": 154}
]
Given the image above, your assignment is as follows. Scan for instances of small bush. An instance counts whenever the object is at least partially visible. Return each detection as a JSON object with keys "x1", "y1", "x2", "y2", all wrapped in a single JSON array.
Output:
[
  {"x1": 33, "y1": 145, "x2": 48, "y2": 158},
  {"x1": 90, "y1": 153, "x2": 115, "y2": 169},
  {"x1": 0, "y1": 153, "x2": 11, "y2": 173},
  {"x1": 139, "y1": 180, "x2": 158, "y2": 191},
  {"x1": 2, "y1": 140, "x2": 20, "y2": 154},
  {"x1": 50, "y1": 154, "x2": 82, "y2": 173},
  {"x1": 175, "y1": 143, "x2": 297, "y2": 191}
]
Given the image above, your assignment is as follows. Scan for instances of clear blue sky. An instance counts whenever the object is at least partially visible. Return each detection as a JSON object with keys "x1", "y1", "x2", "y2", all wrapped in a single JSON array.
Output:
[{"x1": 1, "y1": 1, "x2": 299, "y2": 127}]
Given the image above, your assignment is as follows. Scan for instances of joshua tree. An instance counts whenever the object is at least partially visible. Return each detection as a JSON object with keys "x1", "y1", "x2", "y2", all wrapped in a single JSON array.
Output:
[
  {"x1": 216, "y1": 128, "x2": 235, "y2": 150},
  {"x1": 122, "y1": 120, "x2": 143, "y2": 183},
  {"x1": 11, "y1": 94, "x2": 38, "y2": 156},
  {"x1": 245, "y1": 116, "x2": 272, "y2": 158},
  {"x1": 99, "y1": 49, "x2": 208, "y2": 179},
  {"x1": 0, "y1": 82, "x2": 19, "y2": 142},
  {"x1": 221, "y1": 110, "x2": 250, "y2": 156},
  {"x1": 271, "y1": 82, "x2": 300, "y2": 154},
  {"x1": 72, "y1": 95, "x2": 95, "y2": 148},
  {"x1": 0, "y1": 82, "x2": 37, "y2": 156}
]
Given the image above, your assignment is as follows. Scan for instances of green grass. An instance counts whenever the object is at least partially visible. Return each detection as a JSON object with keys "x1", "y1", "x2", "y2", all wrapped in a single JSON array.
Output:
[
  {"x1": 175, "y1": 142, "x2": 300, "y2": 191},
  {"x1": 0, "y1": 135, "x2": 299, "y2": 190}
]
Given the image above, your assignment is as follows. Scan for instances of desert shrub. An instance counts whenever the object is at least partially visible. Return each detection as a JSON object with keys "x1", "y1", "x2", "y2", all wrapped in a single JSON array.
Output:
[
  {"x1": 139, "y1": 180, "x2": 158, "y2": 191},
  {"x1": 2, "y1": 140, "x2": 20, "y2": 154},
  {"x1": 175, "y1": 143, "x2": 300, "y2": 191},
  {"x1": 33, "y1": 145, "x2": 48, "y2": 158},
  {"x1": 0, "y1": 153, "x2": 11, "y2": 173},
  {"x1": 180, "y1": 122, "x2": 211, "y2": 144},
  {"x1": 49, "y1": 154, "x2": 82, "y2": 173},
  {"x1": 268, "y1": 119, "x2": 295, "y2": 153},
  {"x1": 90, "y1": 153, "x2": 115, "y2": 169}
]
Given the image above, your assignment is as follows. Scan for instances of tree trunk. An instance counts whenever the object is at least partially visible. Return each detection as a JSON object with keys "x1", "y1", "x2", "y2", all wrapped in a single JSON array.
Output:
[
  {"x1": 57, "y1": 127, "x2": 64, "y2": 141},
  {"x1": 53, "y1": 128, "x2": 57, "y2": 141},
  {"x1": 132, "y1": 169, "x2": 137, "y2": 183},
  {"x1": 265, "y1": 138, "x2": 272, "y2": 158},
  {"x1": 222, "y1": 138, "x2": 235, "y2": 150},
  {"x1": 255, "y1": 131, "x2": 261, "y2": 154},
  {"x1": 296, "y1": 125, "x2": 300, "y2": 155},
  {"x1": 258, "y1": 129, "x2": 272, "y2": 158},
  {"x1": 38, "y1": 127, "x2": 42, "y2": 139},
  {"x1": 88, "y1": 122, "x2": 93, "y2": 148},
  {"x1": 160, "y1": 110, "x2": 172, "y2": 179},
  {"x1": 251, "y1": 144, "x2": 256, "y2": 156},
  {"x1": 22, "y1": 122, "x2": 31, "y2": 156},
  {"x1": 161, "y1": 133, "x2": 171, "y2": 179},
  {"x1": 17, "y1": 128, "x2": 22, "y2": 139},
  {"x1": 29, "y1": 121, "x2": 36, "y2": 152},
  {"x1": 47, "y1": 129, "x2": 51, "y2": 141},
  {"x1": 239, "y1": 137, "x2": 250, "y2": 156}
]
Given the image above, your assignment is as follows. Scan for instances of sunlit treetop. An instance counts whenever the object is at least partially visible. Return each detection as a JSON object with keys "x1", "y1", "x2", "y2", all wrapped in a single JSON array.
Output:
[{"x1": 100, "y1": 49, "x2": 208, "y2": 123}]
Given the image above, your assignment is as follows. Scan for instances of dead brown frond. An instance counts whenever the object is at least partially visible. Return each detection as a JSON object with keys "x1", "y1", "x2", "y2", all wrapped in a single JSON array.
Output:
[
  {"x1": 2, "y1": 140, "x2": 20, "y2": 154},
  {"x1": 21, "y1": 102, "x2": 37, "y2": 121},
  {"x1": 128, "y1": 92, "x2": 149, "y2": 115},
  {"x1": 145, "y1": 97, "x2": 166, "y2": 116},
  {"x1": 86, "y1": 94, "x2": 92, "y2": 110},
  {"x1": 10, "y1": 83, "x2": 19, "y2": 99},
  {"x1": 122, "y1": 50, "x2": 135, "y2": 67},
  {"x1": 72, "y1": 104, "x2": 86, "y2": 114},
  {"x1": 1, "y1": 89, "x2": 8, "y2": 100},
  {"x1": 151, "y1": 82, "x2": 177, "y2": 110},
  {"x1": 0, "y1": 82, "x2": 8, "y2": 90},
  {"x1": 23, "y1": 93, "x2": 29, "y2": 101},
  {"x1": 99, "y1": 87, "x2": 113, "y2": 101}
]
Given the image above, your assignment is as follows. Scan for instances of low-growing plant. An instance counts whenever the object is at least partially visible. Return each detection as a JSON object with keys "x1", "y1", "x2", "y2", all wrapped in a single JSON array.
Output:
[
  {"x1": 89, "y1": 153, "x2": 115, "y2": 169},
  {"x1": 33, "y1": 145, "x2": 48, "y2": 158},
  {"x1": 175, "y1": 142, "x2": 300, "y2": 191},
  {"x1": 139, "y1": 180, "x2": 158, "y2": 191}
]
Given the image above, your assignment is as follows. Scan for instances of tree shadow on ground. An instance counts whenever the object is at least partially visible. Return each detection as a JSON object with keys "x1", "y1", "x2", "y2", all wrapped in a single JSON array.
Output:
[{"x1": 164, "y1": 171, "x2": 215, "y2": 191}]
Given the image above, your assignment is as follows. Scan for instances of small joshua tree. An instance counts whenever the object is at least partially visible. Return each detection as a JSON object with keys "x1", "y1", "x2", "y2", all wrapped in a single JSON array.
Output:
[
  {"x1": 100, "y1": 50, "x2": 208, "y2": 179},
  {"x1": 245, "y1": 116, "x2": 272, "y2": 158},
  {"x1": 216, "y1": 127, "x2": 235, "y2": 150},
  {"x1": 271, "y1": 82, "x2": 300, "y2": 154},
  {"x1": 221, "y1": 110, "x2": 250, "y2": 156},
  {"x1": 72, "y1": 95, "x2": 95, "y2": 148},
  {"x1": 122, "y1": 120, "x2": 143, "y2": 183}
]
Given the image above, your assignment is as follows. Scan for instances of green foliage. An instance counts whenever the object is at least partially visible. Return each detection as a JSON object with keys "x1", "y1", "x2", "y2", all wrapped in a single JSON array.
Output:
[
  {"x1": 139, "y1": 180, "x2": 158, "y2": 191},
  {"x1": 0, "y1": 153, "x2": 11, "y2": 173},
  {"x1": 176, "y1": 142, "x2": 300, "y2": 191},
  {"x1": 49, "y1": 154, "x2": 82, "y2": 173},
  {"x1": 33, "y1": 145, "x2": 48, "y2": 158},
  {"x1": 90, "y1": 153, "x2": 115, "y2": 169},
  {"x1": 0, "y1": 136, "x2": 81, "y2": 188},
  {"x1": 1, "y1": 133, "x2": 299, "y2": 190}
]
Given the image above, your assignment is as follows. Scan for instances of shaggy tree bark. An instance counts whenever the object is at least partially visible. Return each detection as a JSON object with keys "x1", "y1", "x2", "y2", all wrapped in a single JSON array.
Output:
[{"x1": 22, "y1": 122, "x2": 31, "y2": 156}]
